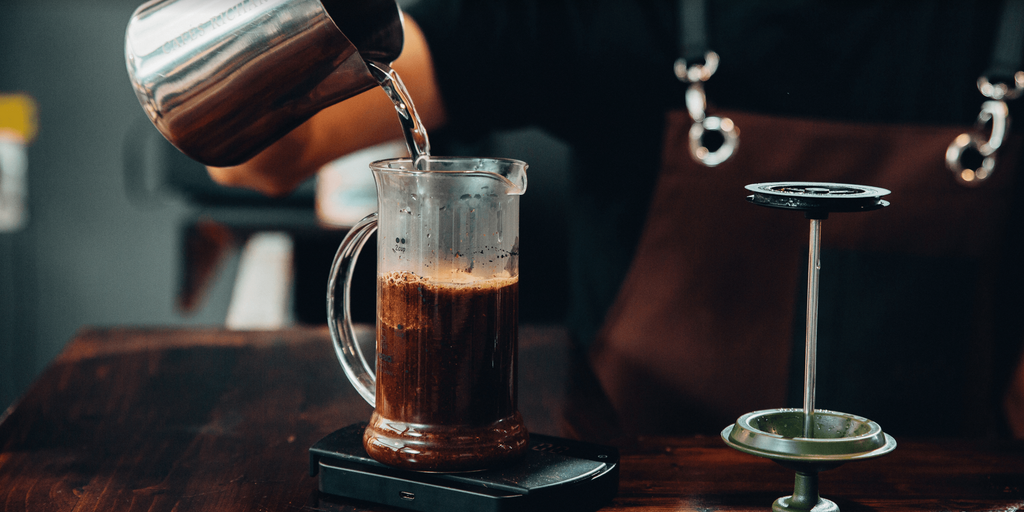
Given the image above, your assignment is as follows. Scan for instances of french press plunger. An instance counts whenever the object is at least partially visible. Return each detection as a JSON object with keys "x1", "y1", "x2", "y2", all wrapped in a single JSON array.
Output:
[{"x1": 722, "y1": 182, "x2": 898, "y2": 512}]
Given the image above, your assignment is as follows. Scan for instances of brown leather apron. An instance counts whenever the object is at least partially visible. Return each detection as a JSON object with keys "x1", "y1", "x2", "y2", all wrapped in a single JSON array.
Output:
[{"x1": 590, "y1": 109, "x2": 1024, "y2": 437}]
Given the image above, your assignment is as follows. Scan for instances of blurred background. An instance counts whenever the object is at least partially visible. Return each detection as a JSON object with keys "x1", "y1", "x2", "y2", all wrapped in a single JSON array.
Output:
[{"x1": 0, "y1": 0, "x2": 571, "y2": 412}]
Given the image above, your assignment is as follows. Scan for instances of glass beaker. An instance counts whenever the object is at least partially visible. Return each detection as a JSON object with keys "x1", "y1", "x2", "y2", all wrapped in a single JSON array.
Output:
[{"x1": 328, "y1": 156, "x2": 529, "y2": 472}]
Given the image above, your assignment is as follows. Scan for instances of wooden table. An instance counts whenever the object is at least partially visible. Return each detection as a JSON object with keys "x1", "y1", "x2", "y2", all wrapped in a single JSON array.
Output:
[{"x1": 1, "y1": 326, "x2": 1022, "y2": 511}]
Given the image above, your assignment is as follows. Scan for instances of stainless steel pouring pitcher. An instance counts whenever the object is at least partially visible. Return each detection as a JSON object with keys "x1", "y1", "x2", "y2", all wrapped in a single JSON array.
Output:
[{"x1": 124, "y1": 0, "x2": 403, "y2": 167}]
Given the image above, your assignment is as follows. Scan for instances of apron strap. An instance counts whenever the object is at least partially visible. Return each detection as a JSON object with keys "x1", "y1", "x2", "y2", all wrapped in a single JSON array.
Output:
[
  {"x1": 678, "y1": 0, "x2": 708, "y2": 64},
  {"x1": 675, "y1": 0, "x2": 739, "y2": 167},
  {"x1": 947, "y1": 0, "x2": 1024, "y2": 183},
  {"x1": 985, "y1": 0, "x2": 1024, "y2": 86}
]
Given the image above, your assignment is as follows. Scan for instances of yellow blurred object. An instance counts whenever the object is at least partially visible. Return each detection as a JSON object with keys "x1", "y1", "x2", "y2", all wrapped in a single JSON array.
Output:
[{"x1": 0, "y1": 93, "x2": 38, "y2": 143}]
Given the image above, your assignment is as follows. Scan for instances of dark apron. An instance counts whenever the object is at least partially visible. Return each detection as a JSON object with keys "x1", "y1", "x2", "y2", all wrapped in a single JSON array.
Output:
[{"x1": 590, "y1": 109, "x2": 1024, "y2": 437}]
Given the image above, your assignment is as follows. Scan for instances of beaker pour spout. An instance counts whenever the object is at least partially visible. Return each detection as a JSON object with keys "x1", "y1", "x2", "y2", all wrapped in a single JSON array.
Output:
[{"x1": 492, "y1": 159, "x2": 528, "y2": 196}]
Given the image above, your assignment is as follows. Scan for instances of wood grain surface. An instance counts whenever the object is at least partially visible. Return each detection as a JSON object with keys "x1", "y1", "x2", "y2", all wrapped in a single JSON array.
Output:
[{"x1": 1, "y1": 326, "x2": 1021, "y2": 511}]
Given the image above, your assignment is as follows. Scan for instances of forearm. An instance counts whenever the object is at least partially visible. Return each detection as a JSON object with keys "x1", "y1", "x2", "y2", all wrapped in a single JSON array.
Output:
[{"x1": 206, "y1": 16, "x2": 446, "y2": 197}]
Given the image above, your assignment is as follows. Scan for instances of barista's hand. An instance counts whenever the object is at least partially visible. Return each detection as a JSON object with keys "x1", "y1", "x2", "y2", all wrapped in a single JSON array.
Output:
[{"x1": 206, "y1": 16, "x2": 447, "y2": 197}]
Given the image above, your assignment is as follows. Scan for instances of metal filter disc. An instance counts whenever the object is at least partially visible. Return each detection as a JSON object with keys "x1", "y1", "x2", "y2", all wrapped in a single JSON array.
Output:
[{"x1": 745, "y1": 182, "x2": 890, "y2": 215}]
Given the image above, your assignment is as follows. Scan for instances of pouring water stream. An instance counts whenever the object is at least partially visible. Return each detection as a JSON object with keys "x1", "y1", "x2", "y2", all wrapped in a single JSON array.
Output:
[{"x1": 368, "y1": 62, "x2": 431, "y2": 168}]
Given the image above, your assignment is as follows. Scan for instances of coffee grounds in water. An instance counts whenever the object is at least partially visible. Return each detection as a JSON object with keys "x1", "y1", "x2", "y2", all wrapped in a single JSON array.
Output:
[{"x1": 364, "y1": 270, "x2": 528, "y2": 471}]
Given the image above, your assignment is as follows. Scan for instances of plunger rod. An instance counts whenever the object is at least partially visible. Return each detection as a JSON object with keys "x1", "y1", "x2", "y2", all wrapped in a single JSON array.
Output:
[{"x1": 803, "y1": 218, "x2": 822, "y2": 438}]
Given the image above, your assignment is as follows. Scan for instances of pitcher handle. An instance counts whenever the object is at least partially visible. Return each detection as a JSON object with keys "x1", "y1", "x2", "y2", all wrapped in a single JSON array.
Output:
[{"x1": 327, "y1": 212, "x2": 378, "y2": 406}]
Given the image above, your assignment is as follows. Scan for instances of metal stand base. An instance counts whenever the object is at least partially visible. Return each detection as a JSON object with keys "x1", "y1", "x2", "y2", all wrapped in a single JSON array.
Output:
[
  {"x1": 771, "y1": 470, "x2": 838, "y2": 512},
  {"x1": 773, "y1": 496, "x2": 838, "y2": 512},
  {"x1": 722, "y1": 409, "x2": 895, "y2": 512}
]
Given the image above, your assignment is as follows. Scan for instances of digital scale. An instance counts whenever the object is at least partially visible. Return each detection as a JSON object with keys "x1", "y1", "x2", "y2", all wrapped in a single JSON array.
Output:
[{"x1": 310, "y1": 423, "x2": 620, "y2": 512}]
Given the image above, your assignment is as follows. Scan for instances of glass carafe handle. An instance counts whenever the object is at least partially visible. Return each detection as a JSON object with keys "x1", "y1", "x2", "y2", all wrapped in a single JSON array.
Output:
[{"x1": 327, "y1": 212, "x2": 378, "y2": 406}]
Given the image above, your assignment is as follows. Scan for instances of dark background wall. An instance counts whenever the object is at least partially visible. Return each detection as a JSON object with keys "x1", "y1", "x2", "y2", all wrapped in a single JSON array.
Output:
[{"x1": 0, "y1": 0, "x2": 240, "y2": 411}]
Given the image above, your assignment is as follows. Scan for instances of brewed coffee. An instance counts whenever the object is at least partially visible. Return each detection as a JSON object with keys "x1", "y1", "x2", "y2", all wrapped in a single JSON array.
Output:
[{"x1": 365, "y1": 271, "x2": 528, "y2": 471}]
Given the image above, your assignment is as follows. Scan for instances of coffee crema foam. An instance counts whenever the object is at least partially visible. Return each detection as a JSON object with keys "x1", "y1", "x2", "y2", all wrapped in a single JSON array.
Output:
[{"x1": 377, "y1": 270, "x2": 518, "y2": 330}]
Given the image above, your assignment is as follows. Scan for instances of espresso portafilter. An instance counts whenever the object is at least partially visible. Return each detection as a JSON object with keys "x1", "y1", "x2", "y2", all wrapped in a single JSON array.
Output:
[{"x1": 124, "y1": 0, "x2": 403, "y2": 167}]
